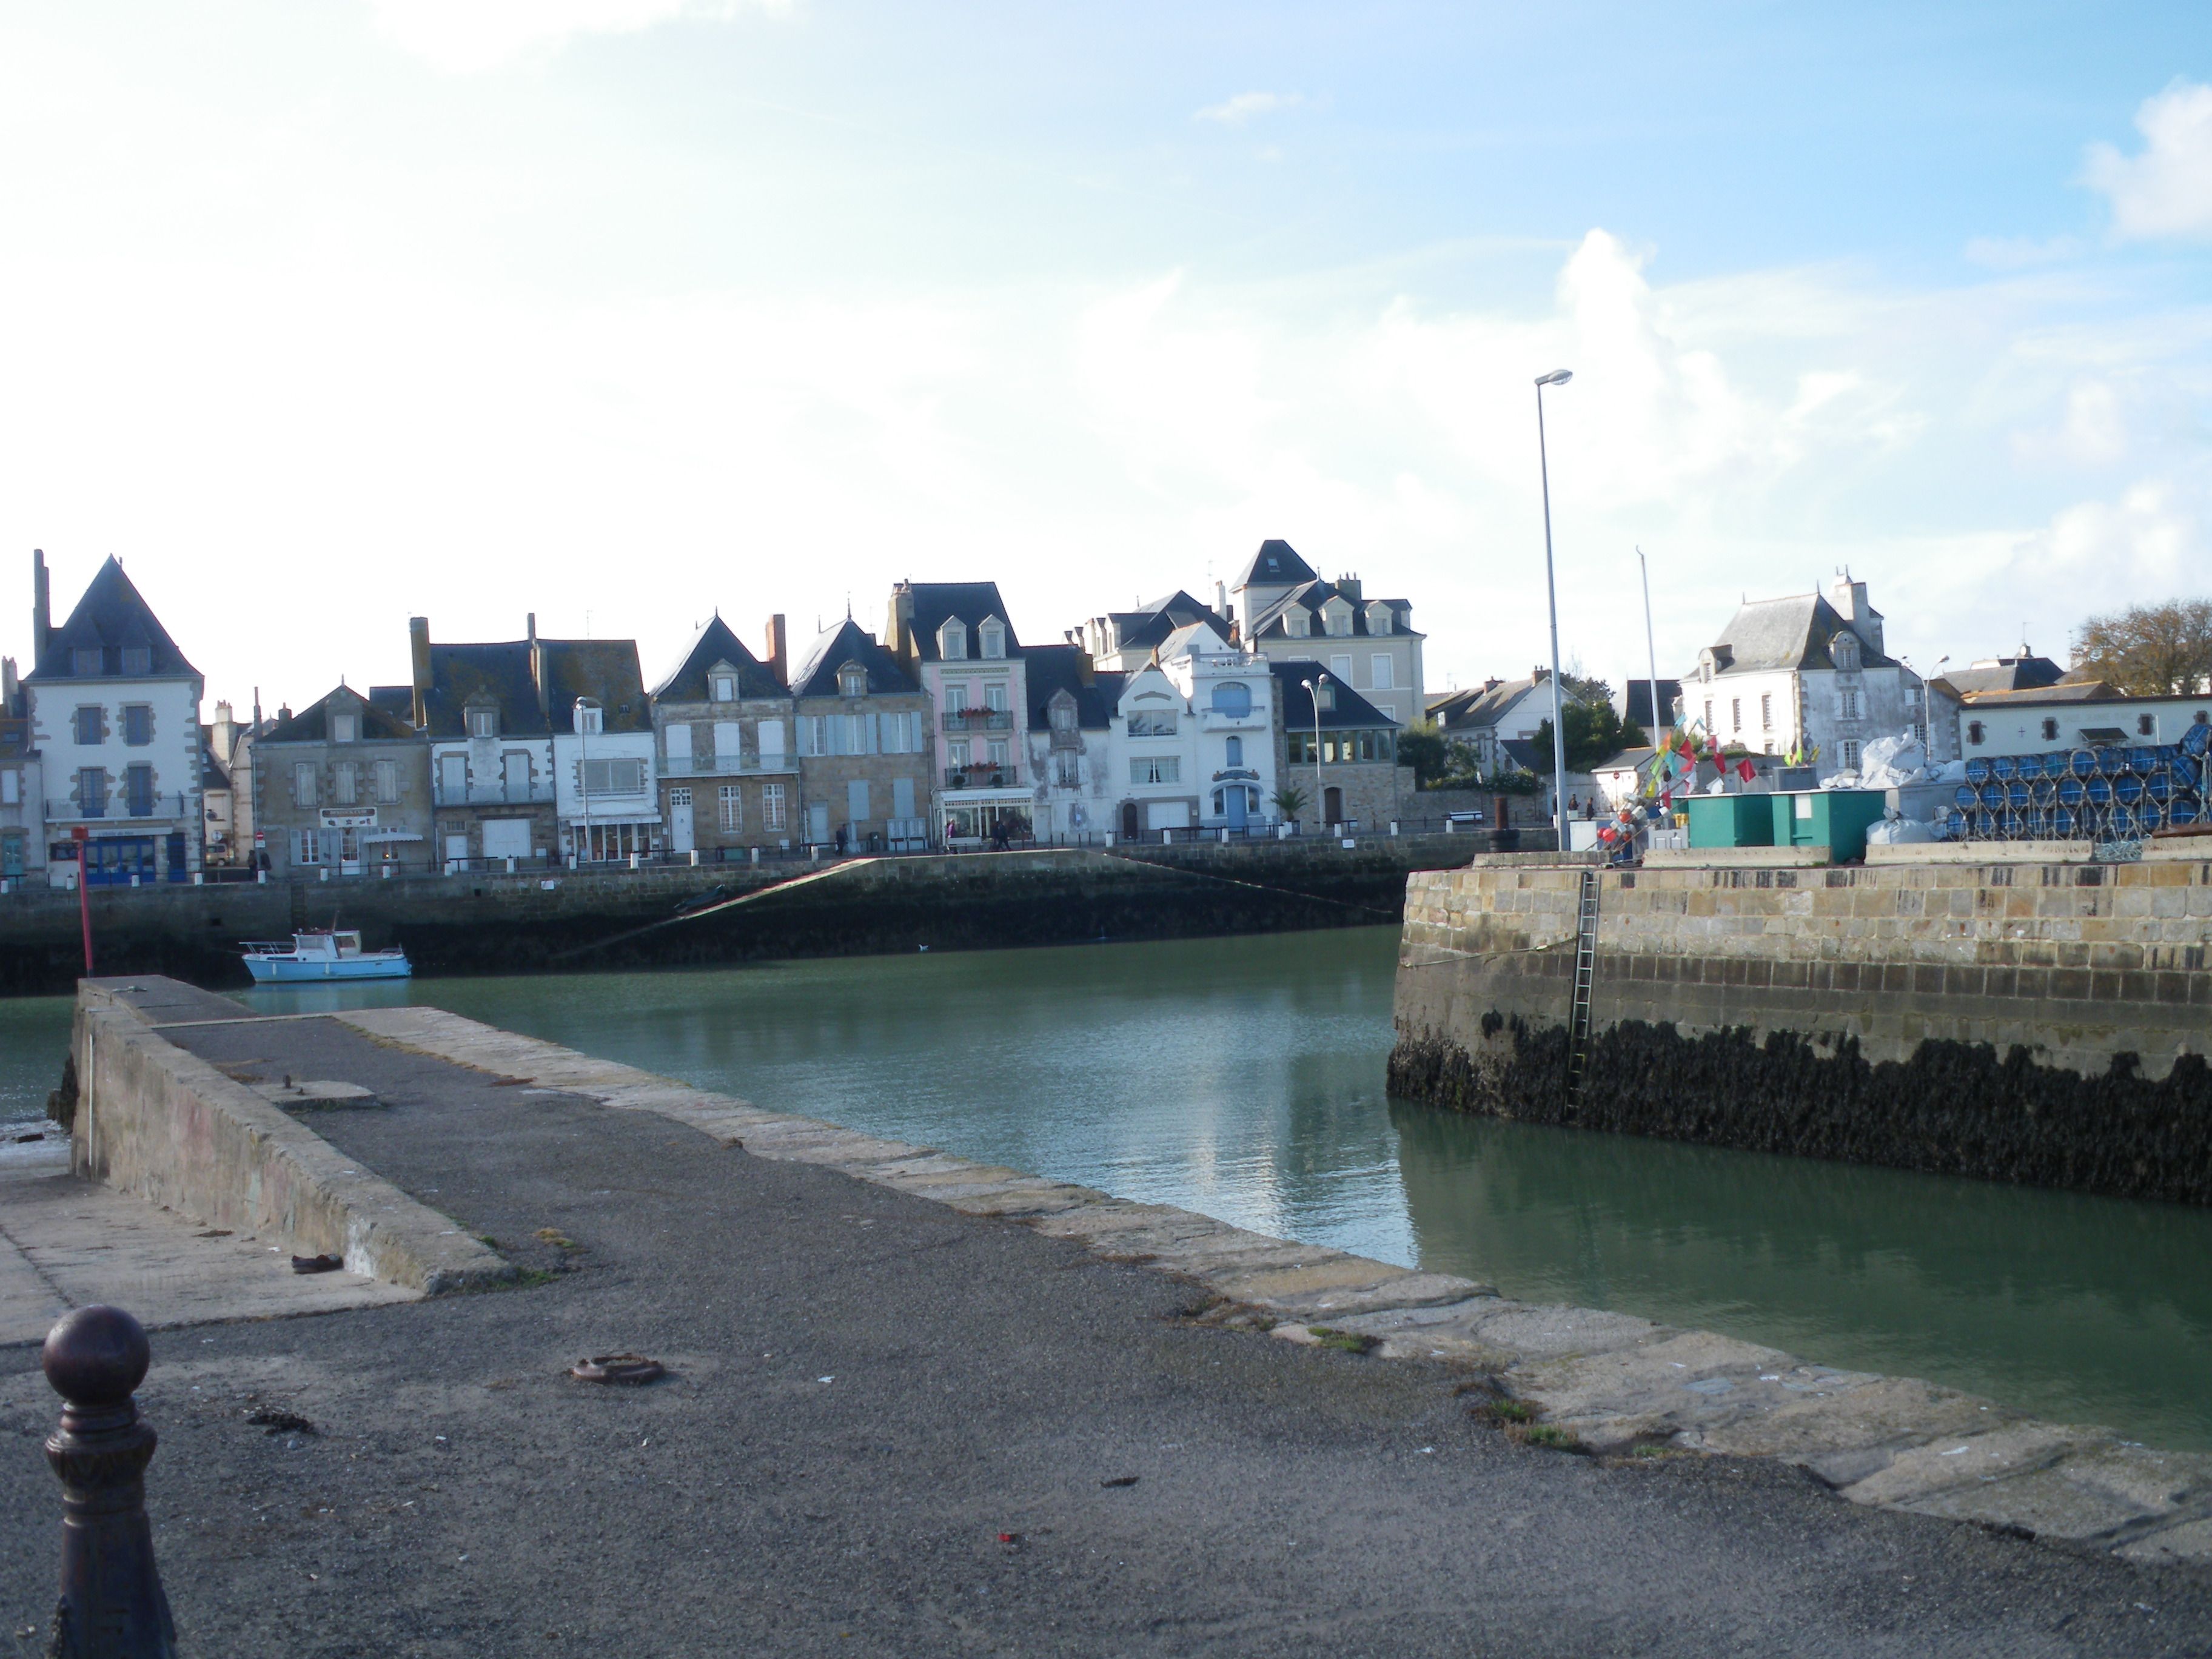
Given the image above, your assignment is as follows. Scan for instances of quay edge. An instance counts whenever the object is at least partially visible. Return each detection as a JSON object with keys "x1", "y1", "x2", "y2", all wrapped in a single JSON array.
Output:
[{"x1": 1389, "y1": 842, "x2": 2212, "y2": 1205}]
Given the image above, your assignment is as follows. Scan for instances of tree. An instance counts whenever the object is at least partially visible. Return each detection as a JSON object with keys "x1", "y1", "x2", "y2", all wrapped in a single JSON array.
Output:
[
  {"x1": 1532, "y1": 702, "x2": 1648, "y2": 773},
  {"x1": 1396, "y1": 719, "x2": 1449, "y2": 786},
  {"x1": 1271, "y1": 783, "x2": 1309, "y2": 822},
  {"x1": 2071, "y1": 598, "x2": 2212, "y2": 695}
]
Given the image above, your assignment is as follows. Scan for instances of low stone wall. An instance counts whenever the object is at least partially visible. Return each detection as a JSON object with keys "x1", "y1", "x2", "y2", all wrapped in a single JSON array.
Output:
[
  {"x1": 1389, "y1": 845, "x2": 2212, "y2": 1202},
  {"x1": 70, "y1": 981, "x2": 509, "y2": 1292},
  {"x1": 0, "y1": 833, "x2": 1544, "y2": 994}
]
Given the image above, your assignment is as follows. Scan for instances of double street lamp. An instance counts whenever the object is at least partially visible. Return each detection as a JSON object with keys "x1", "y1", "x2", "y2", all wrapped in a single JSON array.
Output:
[
  {"x1": 1535, "y1": 367, "x2": 1574, "y2": 837},
  {"x1": 1299, "y1": 673, "x2": 1330, "y2": 831}
]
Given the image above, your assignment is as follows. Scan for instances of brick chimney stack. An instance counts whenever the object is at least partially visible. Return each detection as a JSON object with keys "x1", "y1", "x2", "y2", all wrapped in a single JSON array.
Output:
[
  {"x1": 888, "y1": 583, "x2": 916, "y2": 661},
  {"x1": 408, "y1": 617, "x2": 432, "y2": 729},
  {"x1": 765, "y1": 614, "x2": 788, "y2": 686},
  {"x1": 32, "y1": 548, "x2": 50, "y2": 667}
]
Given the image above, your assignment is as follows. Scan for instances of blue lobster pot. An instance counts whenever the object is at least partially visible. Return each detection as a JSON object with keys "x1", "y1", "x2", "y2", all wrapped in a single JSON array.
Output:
[
  {"x1": 1992, "y1": 755, "x2": 2019, "y2": 782},
  {"x1": 2095, "y1": 747, "x2": 2128, "y2": 774},
  {"x1": 2183, "y1": 722, "x2": 2211, "y2": 758},
  {"x1": 2115, "y1": 774, "x2": 2145, "y2": 806},
  {"x1": 2147, "y1": 773, "x2": 2173, "y2": 803},
  {"x1": 1965, "y1": 757, "x2": 1992, "y2": 785},
  {"x1": 2173, "y1": 799, "x2": 2201, "y2": 827},
  {"x1": 1953, "y1": 785, "x2": 1979, "y2": 809},
  {"x1": 2070, "y1": 749, "x2": 2098, "y2": 777},
  {"x1": 2057, "y1": 776, "x2": 2085, "y2": 807},
  {"x1": 2054, "y1": 806, "x2": 2077, "y2": 837},
  {"x1": 2129, "y1": 748, "x2": 2159, "y2": 776},
  {"x1": 1943, "y1": 809, "x2": 1968, "y2": 839},
  {"x1": 2086, "y1": 776, "x2": 2114, "y2": 806}
]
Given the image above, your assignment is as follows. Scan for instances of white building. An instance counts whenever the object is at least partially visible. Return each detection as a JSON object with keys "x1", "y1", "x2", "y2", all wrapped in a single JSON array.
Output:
[
  {"x1": 1427, "y1": 671, "x2": 1600, "y2": 776},
  {"x1": 1686, "y1": 574, "x2": 1928, "y2": 775},
  {"x1": 21, "y1": 551, "x2": 204, "y2": 886},
  {"x1": 410, "y1": 619, "x2": 558, "y2": 871},
  {"x1": 1022, "y1": 644, "x2": 1118, "y2": 845},
  {"x1": 1, "y1": 656, "x2": 42, "y2": 885},
  {"x1": 1105, "y1": 621, "x2": 1279, "y2": 839},
  {"x1": 540, "y1": 638, "x2": 659, "y2": 865},
  {"x1": 1957, "y1": 684, "x2": 2212, "y2": 760}
]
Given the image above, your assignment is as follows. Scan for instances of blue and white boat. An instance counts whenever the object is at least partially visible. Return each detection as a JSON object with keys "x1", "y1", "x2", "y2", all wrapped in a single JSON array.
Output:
[{"x1": 241, "y1": 930, "x2": 412, "y2": 983}]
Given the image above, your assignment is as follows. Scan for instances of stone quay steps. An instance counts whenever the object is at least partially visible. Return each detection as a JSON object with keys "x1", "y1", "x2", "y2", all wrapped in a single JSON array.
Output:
[{"x1": 335, "y1": 1002, "x2": 2212, "y2": 1568}]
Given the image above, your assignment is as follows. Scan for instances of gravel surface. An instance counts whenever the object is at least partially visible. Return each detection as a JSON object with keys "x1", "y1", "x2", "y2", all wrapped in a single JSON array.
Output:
[{"x1": 3, "y1": 1014, "x2": 2207, "y2": 1657}]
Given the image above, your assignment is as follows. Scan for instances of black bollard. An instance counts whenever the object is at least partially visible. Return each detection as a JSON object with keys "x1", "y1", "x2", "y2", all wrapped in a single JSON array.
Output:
[{"x1": 42, "y1": 1305, "x2": 178, "y2": 1659}]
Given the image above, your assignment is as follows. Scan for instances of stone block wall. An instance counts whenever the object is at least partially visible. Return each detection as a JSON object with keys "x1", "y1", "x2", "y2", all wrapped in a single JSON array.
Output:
[{"x1": 1390, "y1": 848, "x2": 2212, "y2": 1202}]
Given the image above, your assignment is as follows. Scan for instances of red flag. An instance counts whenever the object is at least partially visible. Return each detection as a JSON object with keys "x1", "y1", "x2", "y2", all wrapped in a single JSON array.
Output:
[{"x1": 1736, "y1": 757, "x2": 1755, "y2": 782}]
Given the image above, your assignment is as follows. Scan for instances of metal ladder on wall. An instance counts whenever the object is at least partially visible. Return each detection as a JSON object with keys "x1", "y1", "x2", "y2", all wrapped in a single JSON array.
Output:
[{"x1": 1565, "y1": 868, "x2": 1600, "y2": 1097}]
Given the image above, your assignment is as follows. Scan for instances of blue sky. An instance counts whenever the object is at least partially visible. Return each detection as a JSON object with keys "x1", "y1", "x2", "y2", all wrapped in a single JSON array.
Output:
[{"x1": 0, "y1": 2, "x2": 2206, "y2": 705}]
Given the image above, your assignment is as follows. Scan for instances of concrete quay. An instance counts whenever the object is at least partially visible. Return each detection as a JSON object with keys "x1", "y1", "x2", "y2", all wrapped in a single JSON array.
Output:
[{"x1": 2, "y1": 979, "x2": 2208, "y2": 1655}]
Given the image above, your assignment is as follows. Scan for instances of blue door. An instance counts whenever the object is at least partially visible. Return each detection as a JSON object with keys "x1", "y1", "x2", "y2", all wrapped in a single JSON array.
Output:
[{"x1": 1225, "y1": 785, "x2": 1248, "y2": 829}]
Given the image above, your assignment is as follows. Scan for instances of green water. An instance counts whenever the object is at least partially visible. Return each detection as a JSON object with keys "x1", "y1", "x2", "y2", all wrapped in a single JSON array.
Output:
[{"x1": 9, "y1": 930, "x2": 2212, "y2": 1451}]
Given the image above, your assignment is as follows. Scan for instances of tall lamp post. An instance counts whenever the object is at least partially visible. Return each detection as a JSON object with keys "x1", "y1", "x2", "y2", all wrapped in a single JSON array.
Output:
[
  {"x1": 574, "y1": 696, "x2": 598, "y2": 866},
  {"x1": 1636, "y1": 546, "x2": 1662, "y2": 743},
  {"x1": 1300, "y1": 674, "x2": 1329, "y2": 830},
  {"x1": 1535, "y1": 369, "x2": 1574, "y2": 839}
]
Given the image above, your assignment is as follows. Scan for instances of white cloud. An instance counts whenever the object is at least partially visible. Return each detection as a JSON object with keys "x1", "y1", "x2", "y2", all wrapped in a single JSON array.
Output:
[
  {"x1": 2084, "y1": 81, "x2": 2212, "y2": 243},
  {"x1": 1194, "y1": 91, "x2": 1301, "y2": 127},
  {"x1": 1963, "y1": 233, "x2": 2085, "y2": 270},
  {"x1": 364, "y1": 0, "x2": 789, "y2": 74}
]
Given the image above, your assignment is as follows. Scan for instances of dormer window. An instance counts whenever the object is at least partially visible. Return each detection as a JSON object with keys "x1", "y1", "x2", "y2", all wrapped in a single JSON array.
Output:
[
  {"x1": 1317, "y1": 683, "x2": 1335, "y2": 711},
  {"x1": 121, "y1": 646, "x2": 151, "y2": 675},
  {"x1": 1323, "y1": 604, "x2": 1353, "y2": 637},
  {"x1": 979, "y1": 620, "x2": 1006, "y2": 660},
  {"x1": 710, "y1": 673, "x2": 737, "y2": 703},
  {"x1": 1285, "y1": 611, "x2": 1310, "y2": 639},
  {"x1": 468, "y1": 708, "x2": 498, "y2": 739},
  {"x1": 72, "y1": 647, "x2": 102, "y2": 676},
  {"x1": 577, "y1": 704, "x2": 604, "y2": 736},
  {"x1": 1366, "y1": 603, "x2": 1393, "y2": 637},
  {"x1": 839, "y1": 665, "x2": 868, "y2": 698},
  {"x1": 331, "y1": 712, "x2": 358, "y2": 743},
  {"x1": 939, "y1": 620, "x2": 968, "y2": 660},
  {"x1": 1833, "y1": 634, "x2": 1860, "y2": 671}
]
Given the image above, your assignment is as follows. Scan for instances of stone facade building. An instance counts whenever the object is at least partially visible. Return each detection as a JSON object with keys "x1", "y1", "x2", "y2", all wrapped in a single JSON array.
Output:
[
  {"x1": 21, "y1": 551, "x2": 204, "y2": 886},
  {"x1": 1273, "y1": 662, "x2": 1410, "y2": 831},
  {"x1": 1230, "y1": 540, "x2": 1425, "y2": 727},
  {"x1": 652, "y1": 615, "x2": 797, "y2": 859},
  {"x1": 253, "y1": 685, "x2": 432, "y2": 877},
  {"x1": 791, "y1": 618, "x2": 933, "y2": 852},
  {"x1": 409, "y1": 618, "x2": 557, "y2": 871},
  {"x1": 0, "y1": 657, "x2": 40, "y2": 885}
]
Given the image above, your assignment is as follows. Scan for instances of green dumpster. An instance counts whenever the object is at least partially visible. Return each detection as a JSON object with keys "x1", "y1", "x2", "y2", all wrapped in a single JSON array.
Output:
[
  {"x1": 1770, "y1": 789, "x2": 1888, "y2": 863},
  {"x1": 1686, "y1": 793, "x2": 1774, "y2": 850}
]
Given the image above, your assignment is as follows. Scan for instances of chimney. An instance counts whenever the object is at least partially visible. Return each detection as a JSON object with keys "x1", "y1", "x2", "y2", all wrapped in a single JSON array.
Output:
[
  {"x1": 2, "y1": 655, "x2": 15, "y2": 712},
  {"x1": 1216, "y1": 580, "x2": 1228, "y2": 620},
  {"x1": 888, "y1": 583, "x2": 916, "y2": 660},
  {"x1": 1077, "y1": 649, "x2": 1094, "y2": 687},
  {"x1": 1338, "y1": 574, "x2": 1362, "y2": 603},
  {"x1": 32, "y1": 549, "x2": 50, "y2": 667},
  {"x1": 1829, "y1": 571, "x2": 1882, "y2": 654},
  {"x1": 408, "y1": 616, "x2": 432, "y2": 728},
  {"x1": 765, "y1": 614, "x2": 788, "y2": 686},
  {"x1": 528, "y1": 612, "x2": 537, "y2": 643}
]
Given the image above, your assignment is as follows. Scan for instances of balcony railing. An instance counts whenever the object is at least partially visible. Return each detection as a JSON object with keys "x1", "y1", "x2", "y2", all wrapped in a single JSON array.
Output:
[
  {"x1": 660, "y1": 754, "x2": 791, "y2": 778},
  {"x1": 942, "y1": 708, "x2": 1013, "y2": 732},
  {"x1": 432, "y1": 781, "x2": 557, "y2": 807},
  {"x1": 945, "y1": 764, "x2": 1019, "y2": 789}
]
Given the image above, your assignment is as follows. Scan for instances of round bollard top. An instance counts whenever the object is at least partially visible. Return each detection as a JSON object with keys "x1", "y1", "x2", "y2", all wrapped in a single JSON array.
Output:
[{"x1": 43, "y1": 1305, "x2": 151, "y2": 1406}]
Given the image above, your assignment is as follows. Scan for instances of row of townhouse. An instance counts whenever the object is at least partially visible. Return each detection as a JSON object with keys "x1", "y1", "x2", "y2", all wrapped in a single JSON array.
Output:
[{"x1": 2, "y1": 541, "x2": 1426, "y2": 887}]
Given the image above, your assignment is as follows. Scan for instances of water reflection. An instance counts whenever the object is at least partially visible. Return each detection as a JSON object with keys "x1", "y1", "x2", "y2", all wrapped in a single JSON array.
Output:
[{"x1": 1392, "y1": 1102, "x2": 2212, "y2": 1449}]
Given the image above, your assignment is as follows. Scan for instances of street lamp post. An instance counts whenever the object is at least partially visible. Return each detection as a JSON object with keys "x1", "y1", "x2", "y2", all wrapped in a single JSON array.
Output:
[
  {"x1": 574, "y1": 696, "x2": 598, "y2": 866},
  {"x1": 1636, "y1": 546, "x2": 1661, "y2": 743},
  {"x1": 1535, "y1": 369, "x2": 1574, "y2": 842},
  {"x1": 1300, "y1": 674, "x2": 1329, "y2": 831}
]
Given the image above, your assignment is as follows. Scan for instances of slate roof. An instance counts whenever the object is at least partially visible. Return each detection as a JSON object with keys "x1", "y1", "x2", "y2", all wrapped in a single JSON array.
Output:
[
  {"x1": 538, "y1": 640, "x2": 652, "y2": 734},
  {"x1": 418, "y1": 642, "x2": 548, "y2": 740},
  {"x1": 1428, "y1": 674, "x2": 1581, "y2": 731},
  {"x1": 1940, "y1": 654, "x2": 2066, "y2": 697},
  {"x1": 1270, "y1": 662, "x2": 1395, "y2": 731},
  {"x1": 1957, "y1": 683, "x2": 2128, "y2": 708},
  {"x1": 1022, "y1": 645, "x2": 1116, "y2": 729},
  {"x1": 1700, "y1": 592, "x2": 1895, "y2": 676},
  {"x1": 1234, "y1": 539, "x2": 1319, "y2": 592},
  {"x1": 261, "y1": 687, "x2": 423, "y2": 746},
  {"x1": 1499, "y1": 738, "x2": 1550, "y2": 774},
  {"x1": 790, "y1": 620, "x2": 918, "y2": 700},
  {"x1": 903, "y1": 582, "x2": 1021, "y2": 662},
  {"x1": 27, "y1": 556, "x2": 199, "y2": 683},
  {"x1": 1245, "y1": 580, "x2": 1417, "y2": 643},
  {"x1": 1090, "y1": 591, "x2": 1233, "y2": 658},
  {"x1": 653, "y1": 615, "x2": 786, "y2": 702},
  {"x1": 367, "y1": 686, "x2": 416, "y2": 722},
  {"x1": 1594, "y1": 747, "x2": 1661, "y2": 774}
]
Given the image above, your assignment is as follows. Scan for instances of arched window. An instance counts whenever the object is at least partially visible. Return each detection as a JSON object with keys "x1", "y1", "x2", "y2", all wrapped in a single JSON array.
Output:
[
  {"x1": 1210, "y1": 681, "x2": 1252, "y2": 717},
  {"x1": 939, "y1": 620, "x2": 967, "y2": 660},
  {"x1": 1225, "y1": 736, "x2": 1243, "y2": 766}
]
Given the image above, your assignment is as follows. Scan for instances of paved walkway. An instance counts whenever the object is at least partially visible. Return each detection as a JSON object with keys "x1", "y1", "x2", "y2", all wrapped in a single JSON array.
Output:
[{"x1": 2, "y1": 1008, "x2": 2207, "y2": 1656}]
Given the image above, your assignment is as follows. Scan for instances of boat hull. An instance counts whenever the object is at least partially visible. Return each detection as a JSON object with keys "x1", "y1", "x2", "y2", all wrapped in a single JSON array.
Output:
[{"x1": 243, "y1": 955, "x2": 412, "y2": 984}]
